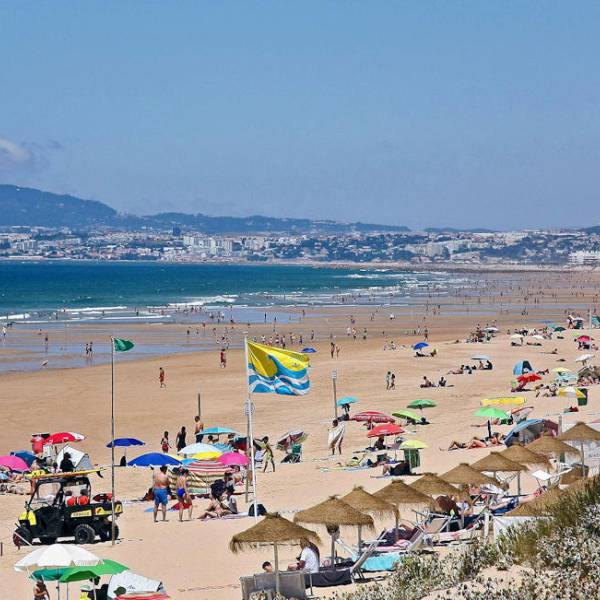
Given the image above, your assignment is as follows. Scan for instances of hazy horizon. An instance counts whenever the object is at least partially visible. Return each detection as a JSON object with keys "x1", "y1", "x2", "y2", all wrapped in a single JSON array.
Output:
[{"x1": 2, "y1": 2, "x2": 600, "y2": 230}]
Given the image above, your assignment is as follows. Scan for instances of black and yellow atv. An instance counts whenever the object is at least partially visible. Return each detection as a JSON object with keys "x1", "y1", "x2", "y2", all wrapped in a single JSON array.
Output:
[{"x1": 13, "y1": 470, "x2": 122, "y2": 546}]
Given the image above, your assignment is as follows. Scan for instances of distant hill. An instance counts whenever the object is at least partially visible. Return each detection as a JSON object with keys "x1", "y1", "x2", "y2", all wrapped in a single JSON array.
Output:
[
  {"x1": 424, "y1": 226, "x2": 497, "y2": 234},
  {"x1": 0, "y1": 184, "x2": 409, "y2": 234}
]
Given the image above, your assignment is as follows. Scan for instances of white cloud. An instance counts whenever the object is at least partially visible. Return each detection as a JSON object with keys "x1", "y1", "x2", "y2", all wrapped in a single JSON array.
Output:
[
  {"x1": 0, "y1": 136, "x2": 63, "y2": 176},
  {"x1": 0, "y1": 137, "x2": 32, "y2": 166}
]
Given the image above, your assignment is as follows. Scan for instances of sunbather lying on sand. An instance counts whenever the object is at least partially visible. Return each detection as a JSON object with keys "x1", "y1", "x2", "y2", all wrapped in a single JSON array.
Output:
[{"x1": 445, "y1": 433, "x2": 502, "y2": 451}]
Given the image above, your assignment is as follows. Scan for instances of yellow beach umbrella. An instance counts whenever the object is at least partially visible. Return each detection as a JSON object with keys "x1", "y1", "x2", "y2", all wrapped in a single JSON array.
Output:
[
  {"x1": 400, "y1": 440, "x2": 428, "y2": 450},
  {"x1": 558, "y1": 387, "x2": 585, "y2": 399},
  {"x1": 552, "y1": 367, "x2": 571, "y2": 374}
]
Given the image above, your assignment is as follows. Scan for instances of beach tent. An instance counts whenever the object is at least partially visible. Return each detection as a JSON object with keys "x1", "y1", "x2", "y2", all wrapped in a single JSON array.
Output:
[
  {"x1": 504, "y1": 419, "x2": 558, "y2": 447},
  {"x1": 107, "y1": 571, "x2": 165, "y2": 599},
  {"x1": 512, "y1": 360, "x2": 533, "y2": 375},
  {"x1": 56, "y1": 445, "x2": 93, "y2": 471}
]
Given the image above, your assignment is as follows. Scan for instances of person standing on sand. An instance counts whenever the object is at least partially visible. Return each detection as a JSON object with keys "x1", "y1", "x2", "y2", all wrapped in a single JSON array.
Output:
[
  {"x1": 176, "y1": 468, "x2": 193, "y2": 522},
  {"x1": 176, "y1": 427, "x2": 187, "y2": 452},
  {"x1": 159, "y1": 367, "x2": 166, "y2": 387},
  {"x1": 386, "y1": 371, "x2": 391, "y2": 390},
  {"x1": 328, "y1": 419, "x2": 345, "y2": 455},
  {"x1": 161, "y1": 431, "x2": 170, "y2": 453},
  {"x1": 390, "y1": 373, "x2": 396, "y2": 390},
  {"x1": 262, "y1": 436, "x2": 275, "y2": 473},
  {"x1": 220, "y1": 348, "x2": 227, "y2": 368},
  {"x1": 194, "y1": 415, "x2": 204, "y2": 443},
  {"x1": 33, "y1": 580, "x2": 50, "y2": 600},
  {"x1": 152, "y1": 465, "x2": 169, "y2": 523}
]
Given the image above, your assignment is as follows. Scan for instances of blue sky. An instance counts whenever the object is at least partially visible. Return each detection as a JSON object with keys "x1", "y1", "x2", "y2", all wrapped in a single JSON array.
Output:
[{"x1": 1, "y1": 2, "x2": 599, "y2": 229}]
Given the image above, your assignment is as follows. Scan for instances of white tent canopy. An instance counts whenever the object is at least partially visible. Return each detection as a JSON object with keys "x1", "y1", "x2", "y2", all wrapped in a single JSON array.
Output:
[
  {"x1": 108, "y1": 570, "x2": 165, "y2": 599},
  {"x1": 56, "y1": 444, "x2": 93, "y2": 471}
]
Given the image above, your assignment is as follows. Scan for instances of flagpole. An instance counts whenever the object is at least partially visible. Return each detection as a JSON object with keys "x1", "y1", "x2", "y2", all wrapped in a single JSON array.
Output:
[
  {"x1": 244, "y1": 336, "x2": 259, "y2": 521},
  {"x1": 110, "y1": 337, "x2": 116, "y2": 545}
]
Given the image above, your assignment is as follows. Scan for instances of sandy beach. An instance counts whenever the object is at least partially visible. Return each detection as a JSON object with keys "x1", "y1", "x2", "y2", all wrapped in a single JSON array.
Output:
[{"x1": 1, "y1": 270, "x2": 600, "y2": 599}]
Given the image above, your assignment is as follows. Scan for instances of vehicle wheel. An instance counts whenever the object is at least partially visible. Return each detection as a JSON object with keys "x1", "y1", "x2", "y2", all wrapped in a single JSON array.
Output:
[
  {"x1": 73, "y1": 523, "x2": 96, "y2": 544},
  {"x1": 39, "y1": 537, "x2": 57, "y2": 545},
  {"x1": 98, "y1": 523, "x2": 119, "y2": 542},
  {"x1": 13, "y1": 526, "x2": 32, "y2": 548}
]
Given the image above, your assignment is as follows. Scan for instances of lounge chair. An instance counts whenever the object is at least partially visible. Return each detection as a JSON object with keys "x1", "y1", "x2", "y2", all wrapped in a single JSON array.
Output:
[
  {"x1": 281, "y1": 443, "x2": 303, "y2": 463},
  {"x1": 240, "y1": 570, "x2": 307, "y2": 600}
]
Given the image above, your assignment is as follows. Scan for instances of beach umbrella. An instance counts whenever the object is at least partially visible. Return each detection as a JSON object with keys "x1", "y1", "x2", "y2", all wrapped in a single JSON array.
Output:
[
  {"x1": 557, "y1": 387, "x2": 586, "y2": 399},
  {"x1": 558, "y1": 421, "x2": 600, "y2": 470},
  {"x1": 352, "y1": 411, "x2": 395, "y2": 424},
  {"x1": 106, "y1": 438, "x2": 145, "y2": 448},
  {"x1": 276, "y1": 430, "x2": 308, "y2": 451},
  {"x1": 178, "y1": 443, "x2": 222, "y2": 458},
  {"x1": 471, "y1": 452, "x2": 527, "y2": 495},
  {"x1": 10, "y1": 451, "x2": 37, "y2": 467},
  {"x1": 441, "y1": 463, "x2": 497, "y2": 487},
  {"x1": 481, "y1": 396, "x2": 526, "y2": 407},
  {"x1": 552, "y1": 367, "x2": 571, "y2": 374},
  {"x1": 375, "y1": 479, "x2": 434, "y2": 509},
  {"x1": 553, "y1": 326, "x2": 566, "y2": 332},
  {"x1": 202, "y1": 427, "x2": 240, "y2": 436},
  {"x1": 400, "y1": 439, "x2": 428, "y2": 450},
  {"x1": 410, "y1": 473, "x2": 462, "y2": 498},
  {"x1": 527, "y1": 435, "x2": 581, "y2": 458},
  {"x1": 392, "y1": 409, "x2": 421, "y2": 421},
  {"x1": 475, "y1": 407, "x2": 509, "y2": 420},
  {"x1": 517, "y1": 373, "x2": 541, "y2": 384},
  {"x1": 301, "y1": 347, "x2": 317, "y2": 353},
  {"x1": 500, "y1": 445, "x2": 549, "y2": 467},
  {"x1": 231, "y1": 513, "x2": 320, "y2": 595},
  {"x1": 407, "y1": 399, "x2": 436, "y2": 410},
  {"x1": 15, "y1": 544, "x2": 100, "y2": 572},
  {"x1": 336, "y1": 396, "x2": 358, "y2": 407},
  {"x1": 44, "y1": 432, "x2": 85, "y2": 445},
  {"x1": 512, "y1": 361, "x2": 532, "y2": 375},
  {"x1": 218, "y1": 452, "x2": 249, "y2": 467},
  {"x1": 575, "y1": 335, "x2": 592, "y2": 343},
  {"x1": 471, "y1": 354, "x2": 491, "y2": 361},
  {"x1": 576, "y1": 353, "x2": 595, "y2": 363},
  {"x1": 367, "y1": 424, "x2": 404, "y2": 438},
  {"x1": 413, "y1": 342, "x2": 429, "y2": 350},
  {"x1": 511, "y1": 406, "x2": 533, "y2": 422},
  {"x1": 0, "y1": 455, "x2": 30, "y2": 472},
  {"x1": 341, "y1": 486, "x2": 397, "y2": 548},
  {"x1": 294, "y1": 496, "x2": 373, "y2": 568},
  {"x1": 127, "y1": 453, "x2": 180, "y2": 467},
  {"x1": 503, "y1": 418, "x2": 558, "y2": 447},
  {"x1": 59, "y1": 559, "x2": 128, "y2": 583}
]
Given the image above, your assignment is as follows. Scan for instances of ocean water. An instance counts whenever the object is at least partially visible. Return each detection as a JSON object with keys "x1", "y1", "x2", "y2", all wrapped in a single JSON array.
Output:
[{"x1": 0, "y1": 261, "x2": 456, "y2": 319}]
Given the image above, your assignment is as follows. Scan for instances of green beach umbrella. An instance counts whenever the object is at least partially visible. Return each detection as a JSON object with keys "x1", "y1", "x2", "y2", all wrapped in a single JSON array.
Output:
[
  {"x1": 407, "y1": 399, "x2": 436, "y2": 410},
  {"x1": 393, "y1": 409, "x2": 421, "y2": 421},
  {"x1": 475, "y1": 407, "x2": 509, "y2": 420},
  {"x1": 59, "y1": 559, "x2": 128, "y2": 583},
  {"x1": 553, "y1": 326, "x2": 566, "y2": 332},
  {"x1": 31, "y1": 568, "x2": 68, "y2": 581}
]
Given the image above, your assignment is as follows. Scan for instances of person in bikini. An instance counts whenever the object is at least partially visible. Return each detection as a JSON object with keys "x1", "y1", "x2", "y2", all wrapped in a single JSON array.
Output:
[{"x1": 176, "y1": 468, "x2": 193, "y2": 522}]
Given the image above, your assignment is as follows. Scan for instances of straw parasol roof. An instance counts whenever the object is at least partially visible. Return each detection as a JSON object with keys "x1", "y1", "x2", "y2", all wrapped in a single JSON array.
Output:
[
  {"x1": 410, "y1": 473, "x2": 462, "y2": 497},
  {"x1": 230, "y1": 513, "x2": 320, "y2": 552},
  {"x1": 527, "y1": 435, "x2": 580, "y2": 456},
  {"x1": 558, "y1": 421, "x2": 600, "y2": 442},
  {"x1": 341, "y1": 486, "x2": 397, "y2": 518},
  {"x1": 506, "y1": 488, "x2": 563, "y2": 517},
  {"x1": 471, "y1": 452, "x2": 527, "y2": 473},
  {"x1": 374, "y1": 479, "x2": 435, "y2": 508},
  {"x1": 441, "y1": 463, "x2": 497, "y2": 487},
  {"x1": 294, "y1": 496, "x2": 374, "y2": 529},
  {"x1": 500, "y1": 445, "x2": 549, "y2": 466}
]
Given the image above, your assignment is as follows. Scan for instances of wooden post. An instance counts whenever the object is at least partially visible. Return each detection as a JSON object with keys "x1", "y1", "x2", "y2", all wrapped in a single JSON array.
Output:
[{"x1": 197, "y1": 391, "x2": 202, "y2": 421}]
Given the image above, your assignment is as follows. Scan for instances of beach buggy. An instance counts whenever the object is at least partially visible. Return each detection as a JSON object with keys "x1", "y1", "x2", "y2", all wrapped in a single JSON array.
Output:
[{"x1": 13, "y1": 469, "x2": 123, "y2": 546}]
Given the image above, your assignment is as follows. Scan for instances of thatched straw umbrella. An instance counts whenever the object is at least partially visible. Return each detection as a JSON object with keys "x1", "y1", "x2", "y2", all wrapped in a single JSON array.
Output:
[
  {"x1": 471, "y1": 452, "x2": 528, "y2": 496},
  {"x1": 410, "y1": 472, "x2": 462, "y2": 497},
  {"x1": 294, "y1": 496, "x2": 373, "y2": 568},
  {"x1": 506, "y1": 488, "x2": 563, "y2": 517},
  {"x1": 341, "y1": 486, "x2": 397, "y2": 548},
  {"x1": 558, "y1": 421, "x2": 600, "y2": 470},
  {"x1": 441, "y1": 463, "x2": 498, "y2": 488},
  {"x1": 500, "y1": 445, "x2": 549, "y2": 467},
  {"x1": 527, "y1": 435, "x2": 581, "y2": 458},
  {"x1": 374, "y1": 479, "x2": 435, "y2": 540},
  {"x1": 230, "y1": 513, "x2": 320, "y2": 594}
]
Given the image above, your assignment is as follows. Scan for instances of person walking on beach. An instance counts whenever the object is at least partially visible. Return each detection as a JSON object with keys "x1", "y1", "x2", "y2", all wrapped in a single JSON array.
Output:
[
  {"x1": 161, "y1": 431, "x2": 170, "y2": 453},
  {"x1": 176, "y1": 426, "x2": 187, "y2": 452},
  {"x1": 390, "y1": 373, "x2": 396, "y2": 390},
  {"x1": 220, "y1": 348, "x2": 227, "y2": 368},
  {"x1": 261, "y1": 436, "x2": 275, "y2": 473},
  {"x1": 386, "y1": 371, "x2": 391, "y2": 390},
  {"x1": 328, "y1": 419, "x2": 345, "y2": 455},
  {"x1": 152, "y1": 465, "x2": 169, "y2": 523},
  {"x1": 159, "y1": 367, "x2": 166, "y2": 387},
  {"x1": 194, "y1": 415, "x2": 204, "y2": 443},
  {"x1": 176, "y1": 468, "x2": 193, "y2": 521}
]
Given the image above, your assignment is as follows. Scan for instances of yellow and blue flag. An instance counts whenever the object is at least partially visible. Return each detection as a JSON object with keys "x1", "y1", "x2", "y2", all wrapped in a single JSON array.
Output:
[{"x1": 247, "y1": 341, "x2": 310, "y2": 395}]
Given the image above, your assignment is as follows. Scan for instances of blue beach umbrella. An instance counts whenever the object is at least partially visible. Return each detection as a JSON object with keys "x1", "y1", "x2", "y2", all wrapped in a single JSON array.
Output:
[
  {"x1": 336, "y1": 396, "x2": 359, "y2": 407},
  {"x1": 10, "y1": 451, "x2": 37, "y2": 467},
  {"x1": 128, "y1": 452, "x2": 180, "y2": 467},
  {"x1": 202, "y1": 427, "x2": 240, "y2": 436},
  {"x1": 513, "y1": 360, "x2": 533, "y2": 376},
  {"x1": 413, "y1": 342, "x2": 429, "y2": 350},
  {"x1": 302, "y1": 347, "x2": 317, "y2": 353},
  {"x1": 106, "y1": 437, "x2": 145, "y2": 448}
]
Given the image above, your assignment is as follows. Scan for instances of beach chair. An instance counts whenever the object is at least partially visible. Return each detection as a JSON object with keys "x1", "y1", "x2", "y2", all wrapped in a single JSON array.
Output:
[
  {"x1": 282, "y1": 443, "x2": 303, "y2": 463},
  {"x1": 240, "y1": 571, "x2": 307, "y2": 600}
]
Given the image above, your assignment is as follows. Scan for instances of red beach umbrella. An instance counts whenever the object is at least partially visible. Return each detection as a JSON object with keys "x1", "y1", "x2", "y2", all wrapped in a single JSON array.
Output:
[
  {"x1": 352, "y1": 411, "x2": 395, "y2": 424},
  {"x1": 517, "y1": 373, "x2": 541, "y2": 384},
  {"x1": 367, "y1": 424, "x2": 404, "y2": 438},
  {"x1": 42, "y1": 432, "x2": 85, "y2": 446}
]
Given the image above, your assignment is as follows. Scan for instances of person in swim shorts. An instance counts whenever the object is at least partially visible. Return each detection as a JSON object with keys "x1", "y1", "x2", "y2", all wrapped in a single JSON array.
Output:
[{"x1": 153, "y1": 465, "x2": 169, "y2": 523}]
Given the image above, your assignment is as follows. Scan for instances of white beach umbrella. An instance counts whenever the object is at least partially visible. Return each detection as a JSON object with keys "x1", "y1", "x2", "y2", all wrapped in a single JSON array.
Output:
[
  {"x1": 532, "y1": 335, "x2": 545, "y2": 340},
  {"x1": 576, "y1": 353, "x2": 595, "y2": 363},
  {"x1": 178, "y1": 442, "x2": 222, "y2": 457},
  {"x1": 14, "y1": 544, "x2": 100, "y2": 572}
]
